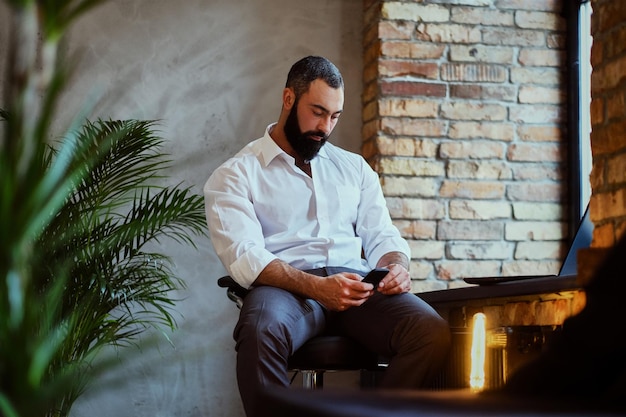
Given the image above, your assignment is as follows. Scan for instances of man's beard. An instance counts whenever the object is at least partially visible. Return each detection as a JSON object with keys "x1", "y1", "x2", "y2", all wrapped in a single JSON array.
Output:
[{"x1": 284, "y1": 103, "x2": 328, "y2": 163}]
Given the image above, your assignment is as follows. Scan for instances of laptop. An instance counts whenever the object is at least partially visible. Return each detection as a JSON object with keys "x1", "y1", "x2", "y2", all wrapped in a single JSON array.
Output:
[{"x1": 463, "y1": 205, "x2": 593, "y2": 285}]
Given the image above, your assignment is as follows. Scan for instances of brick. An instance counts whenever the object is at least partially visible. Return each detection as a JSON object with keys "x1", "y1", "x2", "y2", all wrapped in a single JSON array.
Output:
[
  {"x1": 502, "y1": 260, "x2": 561, "y2": 276},
  {"x1": 438, "y1": 220, "x2": 504, "y2": 240},
  {"x1": 504, "y1": 221, "x2": 567, "y2": 241},
  {"x1": 507, "y1": 143, "x2": 562, "y2": 162},
  {"x1": 363, "y1": 60, "x2": 379, "y2": 84},
  {"x1": 411, "y1": 279, "x2": 446, "y2": 293},
  {"x1": 364, "y1": 0, "x2": 382, "y2": 23},
  {"x1": 429, "y1": 0, "x2": 493, "y2": 6},
  {"x1": 511, "y1": 163, "x2": 563, "y2": 181},
  {"x1": 440, "y1": 141, "x2": 505, "y2": 159},
  {"x1": 451, "y1": 84, "x2": 516, "y2": 101},
  {"x1": 515, "y1": 11, "x2": 566, "y2": 31},
  {"x1": 535, "y1": 299, "x2": 572, "y2": 326},
  {"x1": 380, "y1": 80, "x2": 447, "y2": 97},
  {"x1": 362, "y1": 100, "x2": 379, "y2": 122},
  {"x1": 597, "y1": 0, "x2": 626, "y2": 34},
  {"x1": 449, "y1": 121, "x2": 515, "y2": 141},
  {"x1": 435, "y1": 260, "x2": 501, "y2": 280},
  {"x1": 511, "y1": 67, "x2": 563, "y2": 85},
  {"x1": 381, "y1": 2, "x2": 449, "y2": 22},
  {"x1": 547, "y1": 33, "x2": 566, "y2": 49},
  {"x1": 441, "y1": 63, "x2": 507, "y2": 83},
  {"x1": 361, "y1": 139, "x2": 378, "y2": 161},
  {"x1": 416, "y1": 23, "x2": 482, "y2": 44},
  {"x1": 409, "y1": 261, "x2": 436, "y2": 280},
  {"x1": 379, "y1": 98, "x2": 439, "y2": 118},
  {"x1": 447, "y1": 241, "x2": 514, "y2": 260},
  {"x1": 408, "y1": 240, "x2": 445, "y2": 259},
  {"x1": 519, "y1": 48, "x2": 566, "y2": 67},
  {"x1": 590, "y1": 158, "x2": 605, "y2": 190},
  {"x1": 381, "y1": 176, "x2": 439, "y2": 197},
  {"x1": 451, "y1": 7, "x2": 514, "y2": 26},
  {"x1": 363, "y1": 0, "x2": 380, "y2": 12},
  {"x1": 377, "y1": 20, "x2": 414, "y2": 40},
  {"x1": 440, "y1": 180, "x2": 506, "y2": 199},
  {"x1": 449, "y1": 200, "x2": 512, "y2": 220},
  {"x1": 449, "y1": 45, "x2": 514, "y2": 64},
  {"x1": 379, "y1": 136, "x2": 419, "y2": 156},
  {"x1": 607, "y1": 154, "x2": 626, "y2": 185},
  {"x1": 512, "y1": 202, "x2": 564, "y2": 220},
  {"x1": 604, "y1": 25, "x2": 626, "y2": 59},
  {"x1": 364, "y1": 41, "x2": 382, "y2": 66},
  {"x1": 379, "y1": 60, "x2": 439, "y2": 79},
  {"x1": 591, "y1": 222, "x2": 615, "y2": 248},
  {"x1": 387, "y1": 197, "x2": 446, "y2": 219},
  {"x1": 518, "y1": 85, "x2": 565, "y2": 104},
  {"x1": 571, "y1": 291, "x2": 586, "y2": 316},
  {"x1": 503, "y1": 302, "x2": 536, "y2": 326},
  {"x1": 381, "y1": 41, "x2": 446, "y2": 60},
  {"x1": 447, "y1": 160, "x2": 512, "y2": 180},
  {"x1": 441, "y1": 102, "x2": 507, "y2": 121},
  {"x1": 606, "y1": 90, "x2": 625, "y2": 121},
  {"x1": 509, "y1": 104, "x2": 564, "y2": 124},
  {"x1": 591, "y1": 54, "x2": 626, "y2": 93},
  {"x1": 380, "y1": 117, "x2": 447, "y2": 137},
  {"x1": 517, "y1": 125, "x2": 564, "y2": 142},
  {"x1": 381, "y1": 41, "x2": 411, "y2": 59},
  {"x1": 514, "y1": 241, "x2": 564, "y2": 260},
  {"x1": 590, "y1": 189, "x2": 626, "y2": 221},
  {"x1": 362, "y1": 81, "x2": 378, "y2": 104},
  {"x1": 589, "y1": 119, "x2": 626, "y2": 155},
  {"x1": 482, "y1": 27, "x2": 545, "y2": 47},
  {"x1": 362, "y1": 119, "x2": 380, "y2": 142},
  {"x1": 376, "y1": 136, "x2": 438, "y2": 157},
  {"x1": 379, "y1": 157, "x2": 445, "y2": 176},
  {"x1": 396, "y1": 220, "x2": 437, "y2": 239},
  {"x1": 495, "y1": 0, "x2": 562, "y2": 12},
  {"x1": 590, "y1": 37, "x2": 603, "y2": 68},
  {"x1": 506, "y1": 182, "x2": 563, "y2": 202}
]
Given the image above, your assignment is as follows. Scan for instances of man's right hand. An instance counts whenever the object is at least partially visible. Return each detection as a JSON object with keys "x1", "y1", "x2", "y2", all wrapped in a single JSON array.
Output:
[{"x1": 313, "y1": 272, "x2": 374, "y2": 311}]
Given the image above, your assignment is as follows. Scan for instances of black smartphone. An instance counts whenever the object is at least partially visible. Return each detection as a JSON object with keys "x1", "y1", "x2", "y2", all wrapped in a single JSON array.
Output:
[{"x1": 362, "y1": 268, "x2": 389, "y2": 290}]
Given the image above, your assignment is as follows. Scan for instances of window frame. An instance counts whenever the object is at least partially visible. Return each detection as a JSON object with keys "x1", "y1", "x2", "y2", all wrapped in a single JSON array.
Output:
[{"x1": 565, "y1": 0, "x2": 592, "y2": 239}]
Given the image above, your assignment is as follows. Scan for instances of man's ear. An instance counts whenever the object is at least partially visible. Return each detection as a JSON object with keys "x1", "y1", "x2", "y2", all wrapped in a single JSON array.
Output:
[{"x1": 283, "y1": 88, "x2": 295, "y2": 110}]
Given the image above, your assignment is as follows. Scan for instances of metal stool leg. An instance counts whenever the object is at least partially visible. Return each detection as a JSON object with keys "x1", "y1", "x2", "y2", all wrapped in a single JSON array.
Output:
[{"x1": 301, "y1": 370, "x2": 324, "y2": 389}]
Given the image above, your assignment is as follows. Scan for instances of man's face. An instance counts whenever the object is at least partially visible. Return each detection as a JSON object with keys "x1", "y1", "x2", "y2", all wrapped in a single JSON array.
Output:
[{"x1": 284, "y1": 79, "x2": 344, "y2": 162}]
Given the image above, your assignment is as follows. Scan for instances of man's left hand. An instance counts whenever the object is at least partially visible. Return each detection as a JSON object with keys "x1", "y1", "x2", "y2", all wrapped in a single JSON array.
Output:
[{"x1": 377, "y1": 263, "x2": 411, "y2": 295}]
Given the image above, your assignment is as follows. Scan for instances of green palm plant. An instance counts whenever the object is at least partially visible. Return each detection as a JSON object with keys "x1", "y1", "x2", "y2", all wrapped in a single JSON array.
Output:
[{"x1": 1, "y1": 1, "x2": 207, "y2": 416}]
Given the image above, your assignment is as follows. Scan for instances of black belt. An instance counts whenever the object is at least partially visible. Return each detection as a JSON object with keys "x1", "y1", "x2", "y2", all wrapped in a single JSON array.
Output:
[{"x1": 303, "y1": 266, "x2": 364, "y2": 277}]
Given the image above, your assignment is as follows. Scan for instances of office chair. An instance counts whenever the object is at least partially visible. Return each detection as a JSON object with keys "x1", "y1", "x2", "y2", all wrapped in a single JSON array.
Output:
[{"x1": 218, "y1": 275, "x2": 385, "y2": 389}]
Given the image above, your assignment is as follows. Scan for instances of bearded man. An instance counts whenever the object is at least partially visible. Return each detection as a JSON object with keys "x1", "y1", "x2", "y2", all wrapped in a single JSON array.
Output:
[{"x1": 204, "y1": 56, "x2": 450, "y2": 417}]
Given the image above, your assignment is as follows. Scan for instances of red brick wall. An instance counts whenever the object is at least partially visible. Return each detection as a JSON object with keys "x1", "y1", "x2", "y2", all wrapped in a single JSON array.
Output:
[
  {"x1": 362, "y1": 0, "x2": 570, "y2": 292},
  {"x1": 589, "y1": 0, "x2": 626, "y2": 247}
]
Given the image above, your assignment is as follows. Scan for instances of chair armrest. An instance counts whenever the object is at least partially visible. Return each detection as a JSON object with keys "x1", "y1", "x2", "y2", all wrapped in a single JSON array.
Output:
[{"x1": 218, "y1": 275, "x2": 249, "y2": 309}]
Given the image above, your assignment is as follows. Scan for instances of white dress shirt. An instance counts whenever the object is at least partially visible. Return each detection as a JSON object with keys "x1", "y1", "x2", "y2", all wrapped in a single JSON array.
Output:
[{"x1": 204, "y1": 124, "x2": 410, "y2": 289}]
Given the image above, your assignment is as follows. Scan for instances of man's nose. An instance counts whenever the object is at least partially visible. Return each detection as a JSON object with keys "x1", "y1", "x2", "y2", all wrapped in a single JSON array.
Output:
[{"x1": 317, "y1": 116, "x2": 333, "y2": 135}]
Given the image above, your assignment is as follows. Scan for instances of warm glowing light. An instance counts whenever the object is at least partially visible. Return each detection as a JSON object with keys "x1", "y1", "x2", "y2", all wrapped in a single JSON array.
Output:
[{"x1": 470, "y1": 312, "x2": 486, "y2": 391}]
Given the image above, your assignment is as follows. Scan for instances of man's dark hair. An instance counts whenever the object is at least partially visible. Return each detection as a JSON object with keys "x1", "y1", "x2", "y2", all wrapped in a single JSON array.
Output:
[{"x1": 285, "y1": 56, "x2": 344, "y2": 99}]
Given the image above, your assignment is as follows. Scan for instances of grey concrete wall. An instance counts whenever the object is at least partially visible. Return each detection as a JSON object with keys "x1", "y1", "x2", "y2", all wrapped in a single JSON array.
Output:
[{"x1": 0, "y1": 1, "x2": 363, "y2": 416}]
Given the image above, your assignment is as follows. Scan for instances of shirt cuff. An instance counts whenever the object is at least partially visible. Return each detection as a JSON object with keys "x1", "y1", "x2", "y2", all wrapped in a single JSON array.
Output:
[
  {"x1": 229, "y1": 247, "x2": 278, "y2": 289},
  {"x1": 367, "y1": 238, "x2": 411, "y2": 270}
]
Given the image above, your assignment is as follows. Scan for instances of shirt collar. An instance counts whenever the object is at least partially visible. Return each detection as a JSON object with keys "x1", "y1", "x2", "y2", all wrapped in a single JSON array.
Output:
[{"x1": 258, "y1": 123, "x2": 330, "y2": 167}]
